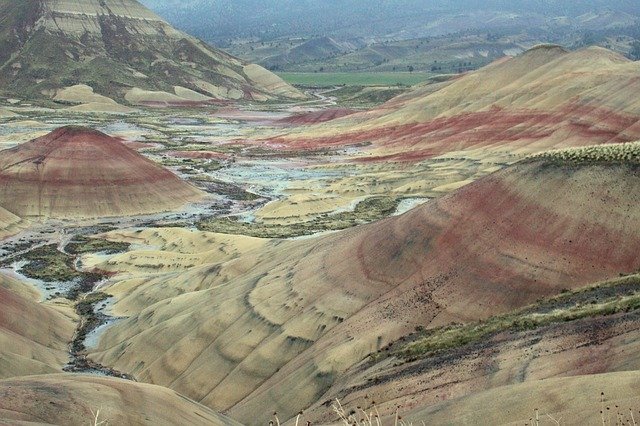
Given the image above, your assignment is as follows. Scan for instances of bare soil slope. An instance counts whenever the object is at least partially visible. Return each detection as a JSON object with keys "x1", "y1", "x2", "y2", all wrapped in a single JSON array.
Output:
[
  {"x1": 0, "y1": 206, "x2": 26, "y2": 239},
  {"x1": 271, "y1": 46, "x2": 640, "y2": 161},
  {"x1": 0, "y1": 374, "x2": 241, "y2": 425},
  {"x1": 89, "y1": 154, "x2": 640, "y2": 423},
  {"x1": 0, "y1": 274, "x2": 75, "y2": 379}
]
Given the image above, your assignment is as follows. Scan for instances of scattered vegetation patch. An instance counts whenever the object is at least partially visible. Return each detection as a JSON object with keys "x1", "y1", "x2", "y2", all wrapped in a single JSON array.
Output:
[
  {"x1": 18, "y1": 245, "x2": 82, "y2": 282},
  {"x1": 528, "y1": 142, "x2": 640, "y2": 165},
  {"x1": 197, "y1": 196, "x2": 400, "y2": 238},
  {"x1": 190, "y1": 176, "x2": 262, "y2": 200},
  {"x1": 66, "y1": 236, "x2": 130, "y2": 256},
  {"x1": 8, "y1": 242, "x2": 110, "y2": 299},
  {"x1": 390, "y1": 274, "x2": 640, "y2": 361}
]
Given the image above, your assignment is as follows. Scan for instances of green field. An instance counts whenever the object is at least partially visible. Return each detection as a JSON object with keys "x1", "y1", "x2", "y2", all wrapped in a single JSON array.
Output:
[{"x1": 277, "y1": 71, "x2": 432, "y2": 87}]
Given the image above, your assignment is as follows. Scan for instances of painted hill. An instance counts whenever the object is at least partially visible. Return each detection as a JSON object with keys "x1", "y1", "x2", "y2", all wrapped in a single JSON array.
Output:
[
  {"x1": 298, "y1": 271, "x2": 640, "y2": 423},
  {"x1": 0, "y1": 126, "x2": 204, "y2": 218},
  {"x1": 0, "y1": 374, "x2": 241, "y2": 425},
  {"x1": 270, "y1": 46, "x2": 640, "y2": 161},
  {"x1": 0, "y1": 0, "x2": 305, "y2": 106},
  {"x1": 87, "y1": 146, "x2": 640, "y2": 424}
]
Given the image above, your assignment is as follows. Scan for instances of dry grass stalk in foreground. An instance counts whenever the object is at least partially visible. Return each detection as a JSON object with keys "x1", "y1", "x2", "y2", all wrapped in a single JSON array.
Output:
[
  {"x1": 332, "y1": 399, "x2": 420, "y2": 426},
  {"x1": 90, "y1": 408, "x2": 107, "y2": 426}
]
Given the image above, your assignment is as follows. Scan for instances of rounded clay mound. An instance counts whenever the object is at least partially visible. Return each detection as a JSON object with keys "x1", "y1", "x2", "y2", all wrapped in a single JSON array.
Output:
[{"x1": 0, "y1": 126, "x2": 204, "y2": 218}]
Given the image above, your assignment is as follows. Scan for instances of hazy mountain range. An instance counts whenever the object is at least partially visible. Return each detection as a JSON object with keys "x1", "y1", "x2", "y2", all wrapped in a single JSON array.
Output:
[
  {"x1": 140, "y1": 0, "x2": 640, "y2": 73},
  {"x1": 140, "y1": 0, "x2": 640, "y2": 43}
]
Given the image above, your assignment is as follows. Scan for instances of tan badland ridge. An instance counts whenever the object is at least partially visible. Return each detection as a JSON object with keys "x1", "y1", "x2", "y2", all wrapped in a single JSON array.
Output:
[
  {"x1": 270, "y1": 45, "x2": 640, "y2": 161},
  {"x1": 0, "y1": 0, "x2": 306, "y2": 108},
  {"x1": 87, "y1": 151, "x2": 640, "y2": 424},
  {"x1": 0, "y1": 205, "x2": 26, "y2": 239},
  {"x1": 0, "y1": 273, "x2": 75, "y2": 380},
  {"x1": 0, "y1": 375, "x2": 241, "y2": 425},
  {"x1": 0, "y1": 126, "x2": 204, "y2": 218},
  {"x1": 0, "y1": 272, "x2": 240, "y2": 426}
]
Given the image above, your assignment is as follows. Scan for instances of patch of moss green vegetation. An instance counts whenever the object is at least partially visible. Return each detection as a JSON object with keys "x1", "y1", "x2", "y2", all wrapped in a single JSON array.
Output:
[
  {"x1": 189, "y1": 175, "x2": 261, "y2": 200},
  {"x1": 15, "y1": 243, "x2": 108, "y2": 297},
  {"x1": 393, "y1": 274, "x2": 640, "y2": 361},
  {"x1": 158, "y1": 157, "x2": 224, "y2": 173},
  {"x1": 197, "y1": 196, "x2": 400, "y2": 238},
  {"x1": 19, "y1": 245, "x2": 82, "y2": 282},
  {"x1": 158, "y1": 157, "x2": 190, "y2": 167},
  {"x1": 65, "y1": 236, "x2": 130, "y2": 256},
  {"x1": 528, "y1": 142, "x2": 640, "y2": 165}
]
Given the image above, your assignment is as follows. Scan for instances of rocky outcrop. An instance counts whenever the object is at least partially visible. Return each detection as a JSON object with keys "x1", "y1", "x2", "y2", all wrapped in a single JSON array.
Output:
[{"x1": 0, "y1": 0, "x2": 306, "y2": 104}]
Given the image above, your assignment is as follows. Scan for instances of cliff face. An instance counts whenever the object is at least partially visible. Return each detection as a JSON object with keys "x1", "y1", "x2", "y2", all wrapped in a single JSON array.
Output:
[{"x1": 0, "y1": 0, "x2": 305, "y2": 104}]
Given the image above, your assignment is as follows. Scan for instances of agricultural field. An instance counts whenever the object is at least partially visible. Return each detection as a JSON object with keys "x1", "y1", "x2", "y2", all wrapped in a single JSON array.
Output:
[{"x1": 277, "y1": 71, "x2": 432, "y2": 87}]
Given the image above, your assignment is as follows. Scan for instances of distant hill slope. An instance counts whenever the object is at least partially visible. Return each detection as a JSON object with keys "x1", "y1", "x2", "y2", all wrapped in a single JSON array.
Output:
[
  {"x1": 271, "y1": 46, "x2": 640, "y2": 160},
  {"x1": 0, "y1": 126, "x2": 204, "y2": 218},
  {"x1": 0, "y1": 0, "x2": 305, "y2": 105},
  {"x1": 88, "y1": 146, "x2": 640, "y2": 424}
]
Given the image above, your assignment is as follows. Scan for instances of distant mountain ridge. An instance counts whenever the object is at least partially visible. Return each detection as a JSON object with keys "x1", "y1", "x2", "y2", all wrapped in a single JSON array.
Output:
[
  {"x1": 140, "y1": 0, "x2": 640, "y2": 73},
  {"x1": 0, "y1": 0, "x2": 305, "y2": 105},
  {"x1": 140, "y1": 0, "x2": 640, "y2": 43}
]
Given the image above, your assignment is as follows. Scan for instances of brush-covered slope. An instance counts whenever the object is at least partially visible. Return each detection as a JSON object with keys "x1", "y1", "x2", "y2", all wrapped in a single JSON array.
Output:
[
  {"x1": 272, "y1": 46, "x2": 640, "y2": 160},
  {"x1": 0, "y1": 0, "x2": 305, "y2": 104},
  {"x1": 89, "y1": 146, "x2": 640, "y2": 424},
  {"x1": 0, "y1": 374, "x2": 241, "y2": 425},
  {"x1": 0, "y1": 274, "x2": 75, "y2": 379},
  {"x1": 0, "y1": 126, "x2": 204, "y2": 218}
]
